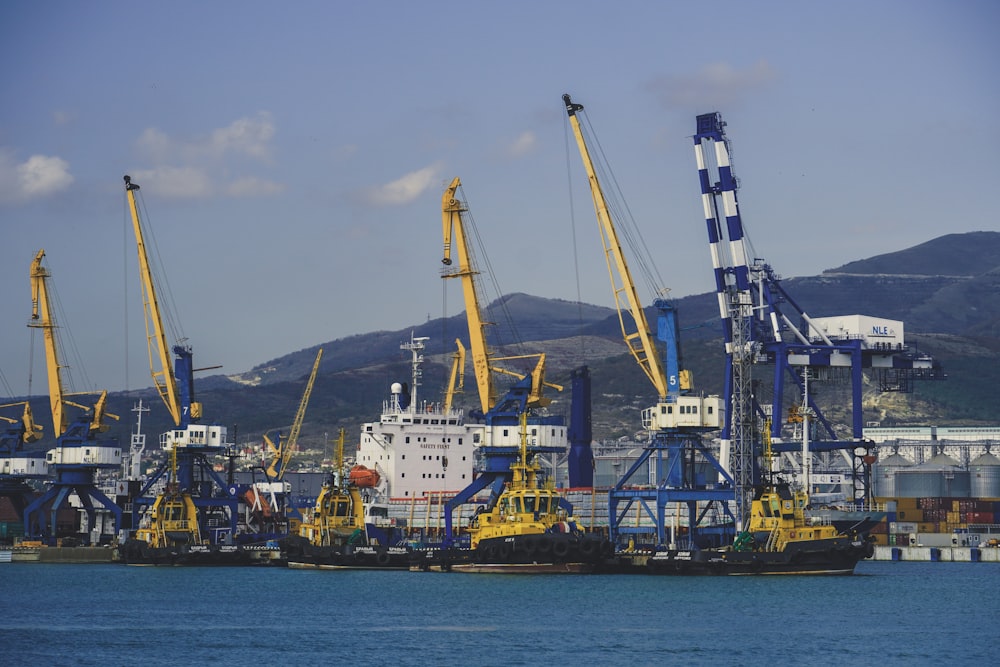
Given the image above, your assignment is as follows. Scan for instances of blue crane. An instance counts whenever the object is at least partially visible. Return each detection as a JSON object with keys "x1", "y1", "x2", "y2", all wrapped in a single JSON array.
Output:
[
  {"x1": 692, "y1": 112, "x2": 944, "y2": 510},
  {"x1": 22, "y1": 250, "x2": 123, "y2": 544},
  {"x1": 565, "y1": 94, "x2": 734, "y2": 548}
]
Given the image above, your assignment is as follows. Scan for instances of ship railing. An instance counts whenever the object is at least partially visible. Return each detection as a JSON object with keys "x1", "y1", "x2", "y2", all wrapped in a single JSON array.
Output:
[{"x1": 765, "y1": 524, "x2": 781, "y2": 551}]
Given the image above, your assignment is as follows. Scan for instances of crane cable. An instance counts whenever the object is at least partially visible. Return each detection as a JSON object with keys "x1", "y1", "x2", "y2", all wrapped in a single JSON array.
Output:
[
  {"x1": 563, "y1": 111, "x2": 589, "y2": 361},
  {"x1": 573, "y1": 108, "x2": 670, "y2": 307}
]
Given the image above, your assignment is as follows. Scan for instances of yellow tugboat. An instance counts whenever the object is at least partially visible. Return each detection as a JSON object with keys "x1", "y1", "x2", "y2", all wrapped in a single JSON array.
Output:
[
  {"x1": 643, "y1": 425, "x2": 881, "y2": 575},
  {"x1": 450, "y1": 413, "x2": 611, "y2": 574},
  {"x1": 284, "y1": 430, "x2": 410, "y2": 569},
  {"x1": 122, "y1": 449, "x2": 271, "y2": 565},
  {"x1": 132, "y1": 482, "x2": 201, "y2": 551}
]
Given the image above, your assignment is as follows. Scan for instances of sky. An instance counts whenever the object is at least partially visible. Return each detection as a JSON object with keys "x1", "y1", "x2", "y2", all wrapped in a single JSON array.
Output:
[{"x1": 1, "y1": 0, "x2": 997, "y2": 398}]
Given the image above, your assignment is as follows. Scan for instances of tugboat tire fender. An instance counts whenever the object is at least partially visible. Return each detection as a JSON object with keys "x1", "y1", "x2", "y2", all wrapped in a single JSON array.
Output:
[
  {"x1": 522, "y1": 537, "x2": 538, "y2": 556},
  {"x1": 552, "y1": 540, "x2": 569, "y2": 558},
  {"x1": 376, "y1": 550, "x2": 391, "y2": 566}
]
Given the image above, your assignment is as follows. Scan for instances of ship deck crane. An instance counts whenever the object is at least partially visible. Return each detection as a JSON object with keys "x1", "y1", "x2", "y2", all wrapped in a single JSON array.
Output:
[
  {"x1": 439, "y1": 177, "x2": 578, "y2": 546},
  {"x1": 124, "y1": 175, "x2": 238, "y2": 548},
  {"x1": 442, "y1": 339, "x2": 466, "y2": 413},
  {"x1": 564, "y1": 94, "x2": 732, "y2": 547},
  {"x1": 22, "y1": 250, "x2": 123, "y2": 544},
  {"x1": 692, "y1": 112, "x2": 943, "y2": 508}
]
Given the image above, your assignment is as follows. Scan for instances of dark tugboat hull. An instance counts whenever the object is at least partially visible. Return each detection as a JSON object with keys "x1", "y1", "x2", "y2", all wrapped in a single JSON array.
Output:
[
  {"x1": 411, "y1": 533, "x2": 613, "y2": 573},
  {"x1": 284, "y1": 542, "x2": 411, "y2": 570},
  {"x1": 618, "y1": 538, "x2": 875, "y2": 576},
  {"x1": 119, "y1": 539, "x2": 282, "y2": 566}
]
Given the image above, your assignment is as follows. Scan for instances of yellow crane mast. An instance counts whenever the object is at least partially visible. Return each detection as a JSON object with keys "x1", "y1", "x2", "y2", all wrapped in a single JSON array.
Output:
[
  {"x1": 563, "y1": 96, "x2": 670, "y2": 400},
  {"x1": 29, "y1": 250, "x2": 67, "y2": 437},
  {"x1": 441, "y1": 177, "x2": 496, "y2": 414},
  {"x1": 265, "y1": 348, "x2": 323, "y2": 479},
  {"x1": 29, "y1": 249, "x2": 118, "y2": 436},
  {"x1": 442, "y1": 338, "x2": 466, "y2": 413},
  {"x1": 124, "y1": 175, "x2": 186, "y2": 425}
]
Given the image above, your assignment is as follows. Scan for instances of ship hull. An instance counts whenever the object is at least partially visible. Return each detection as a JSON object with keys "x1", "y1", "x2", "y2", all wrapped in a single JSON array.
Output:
[
  {"x1": 610, "y1": 538, "x2": 875, "y2": 576},
  {"x1": 119, "y1": 539, "x2": 283, "y2": 566},
  {"x1": 285, "y1": 544, "x2": 411, "y2": 570},
  {"x1": 450, "y1": 561, "x2": 595, "y2": 574},
  {"x1": 411, "y1": 533, "x2": 613, "y2": 573}
]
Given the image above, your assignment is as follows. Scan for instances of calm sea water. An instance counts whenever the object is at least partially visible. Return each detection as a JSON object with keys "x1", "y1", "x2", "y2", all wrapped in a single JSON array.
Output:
[{"x1": 2, "y1": 560, "x2": 997, "y2": 666}]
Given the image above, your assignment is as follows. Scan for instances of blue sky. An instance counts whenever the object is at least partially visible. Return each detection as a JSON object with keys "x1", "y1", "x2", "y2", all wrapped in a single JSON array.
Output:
[{"x1": 1, "y1": 0, "x2": 997, "y2": 397}]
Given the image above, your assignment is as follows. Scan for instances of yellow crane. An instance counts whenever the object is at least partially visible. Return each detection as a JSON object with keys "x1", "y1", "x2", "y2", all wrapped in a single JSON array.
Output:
[
  {"x1": 124, "y1": 175, "x2": 187, "y2": 426},
  {"x1": 442, "y1": 338, "x2": 466, "y2": 413},
  {"x1": 0, "y1": 401, "x2": 43, "y2": 444},
  {"x1": 29, "y1": 249, "x2": 118, "y2": 436},
  {"x1": 24, "y1": 249, "x2": 121, "y2": 543},
  {"x1": 29, "y1": 249, "x2": 68, "y2": 437},
  {"x1": 264, "y1": 348, "x2": 323, "y2": 479},
  {"x1": 563, "y1": 98, "x2": 671, "y2": 401},
  {"x1": 441, "y1": 177, "x2": 496, "y2": 414},
  {"x1": 441, "y1": 177, "x2": 561, "y2": 414}
]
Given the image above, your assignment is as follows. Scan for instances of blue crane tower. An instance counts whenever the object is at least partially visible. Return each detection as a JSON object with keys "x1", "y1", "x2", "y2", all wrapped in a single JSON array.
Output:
[{"x1": 692, "y1": 112, "x2": 944, "y2": 515}]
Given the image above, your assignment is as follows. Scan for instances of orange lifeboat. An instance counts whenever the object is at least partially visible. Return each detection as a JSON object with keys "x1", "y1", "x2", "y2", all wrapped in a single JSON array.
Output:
[{"x1": 349, "y1": 465, "x2": 380, "y2": 488}]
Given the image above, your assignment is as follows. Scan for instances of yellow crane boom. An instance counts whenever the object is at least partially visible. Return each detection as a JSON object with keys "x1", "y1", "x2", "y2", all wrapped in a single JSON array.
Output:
[
  {"x1": 124, "y1": 175, "x2": 184, "y2": 425},
  {"x1": 266, "y1": 348, "x2": 323, "y2": 479},
  {"x1": 0, "y1": 401, "x2": 43, "y2": 443},
  {"x1": 28, "y1": 249, "x2": 67, "y2": 437},
  {"x1": 443, "y1": 339, "x2": 466, "y2": 413},
  {"x1": 563, "y1": 95, "x2": 670, "y2": 400},
  {"x1": 441, "y1": 177, "x2": 496, "y2": 414},
  {"x1": 29, "y1": 250, "x2": 118, "y2": 436}
]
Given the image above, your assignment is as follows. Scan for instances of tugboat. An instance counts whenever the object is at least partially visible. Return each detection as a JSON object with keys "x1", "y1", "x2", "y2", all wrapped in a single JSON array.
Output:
[
  {"x1": 283, "y1": 431, "x2": 410, "y2": 569},
  {"x1": 640, "y1": 417, "x2": 883, "y2": 576},
  {"x1": 642, "y1": 481, "x2": 880, "y2": 575},
  {"x1": 440, "y1": 413, "x2": 611, "y2": 574},
  {"x1": 120, "y1": 453, "x2": 281, "y2": 566}
]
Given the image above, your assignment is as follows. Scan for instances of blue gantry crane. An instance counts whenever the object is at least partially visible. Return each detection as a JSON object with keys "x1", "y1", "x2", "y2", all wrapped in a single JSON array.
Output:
[
  {"x1": 565, "y1": 94, "x2": 733, "y2": 549},
  {"x1": 122, "y1": 176, "x2": 240, "y2": 550},
  {"x1": 692, "y1": 112, "x2": 944, "y2": 517},
  {"x1": 22, "y1": 250, "x2": 123, "y2": 544}
]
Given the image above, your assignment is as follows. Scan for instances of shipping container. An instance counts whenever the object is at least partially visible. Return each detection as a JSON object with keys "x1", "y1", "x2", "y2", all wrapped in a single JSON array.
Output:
[{"x1": 890, "y1": 522, "x2": 918, "y2": 534}]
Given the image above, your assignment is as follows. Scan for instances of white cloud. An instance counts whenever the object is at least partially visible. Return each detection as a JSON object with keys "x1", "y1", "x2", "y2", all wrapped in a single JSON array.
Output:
[
  {"x1": 505, "y1": 131, "x2": 537, "y2": 158},
  {"x1": 131, "y1": 113, "x2": 282, "y2": 199},
  {"x1": 648, "y1": 59, "x2": 778, "y2": 110},
  {"x1": 363, "y1": 164, "x2": 441, "y2": 206},
  {"x1": 136, "y1": 113, "x2": 276, "y2": 163},
  {"x1": 0, "y1": 151, "x2": 74, "y2": 203},
  {"x1": 128, "y1": 166, "x2": 212, "y2": 199},
  {"x1": 136, "y1": 127, "x2": 173, "y2": 163},
  {"x1": 208, "y1": 113, "x2": 275, "y2": 160}
]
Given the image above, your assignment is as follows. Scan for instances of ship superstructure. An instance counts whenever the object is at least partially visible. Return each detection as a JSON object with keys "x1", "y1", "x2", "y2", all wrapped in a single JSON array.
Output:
[{"x1": 356, "y1": 334, "x2": 485, "y2": 501}]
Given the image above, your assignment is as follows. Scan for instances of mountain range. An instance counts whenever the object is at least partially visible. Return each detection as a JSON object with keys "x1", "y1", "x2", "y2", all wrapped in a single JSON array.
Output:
[{"x1": 16, "y1": 231, "x2": 1000, "y2": 451}]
